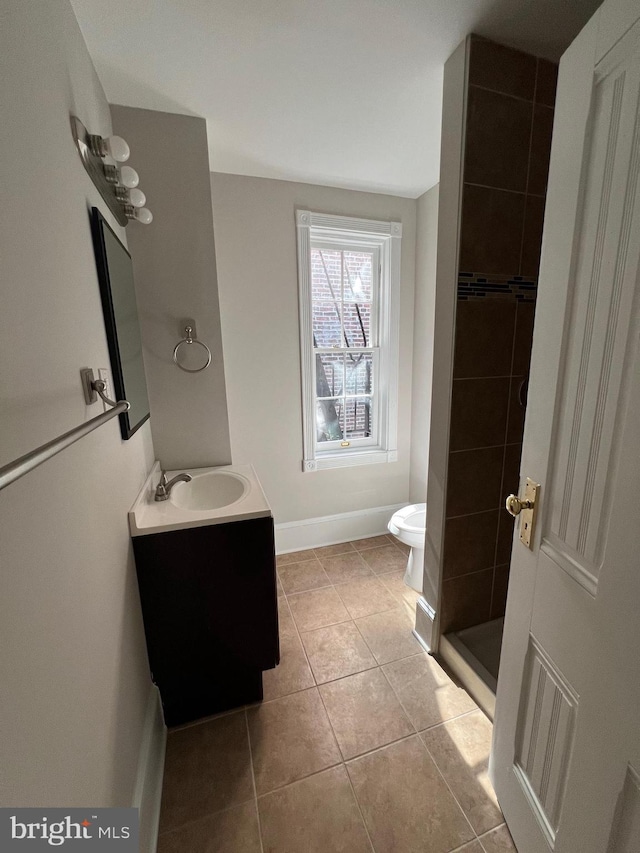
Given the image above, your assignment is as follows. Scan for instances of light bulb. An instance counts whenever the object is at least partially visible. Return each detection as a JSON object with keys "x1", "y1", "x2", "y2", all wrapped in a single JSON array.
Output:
[
  {"x1": 119, "y1": 165, "x2": 139, "y2": 188},
  {"x1": 104, "y1": 135, "x2": 130, "y2": 162},
  {"x1": 133, "y1": 207, "x2": 153, "y2": 225},
  {"x1": 128, "y1": 188, "x2": 146, "y2": 208}
]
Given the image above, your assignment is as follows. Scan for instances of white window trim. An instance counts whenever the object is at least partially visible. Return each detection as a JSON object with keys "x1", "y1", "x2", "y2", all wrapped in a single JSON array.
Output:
[{"x1": 296, "y1": 210, "x2": 402, "y2": 472}]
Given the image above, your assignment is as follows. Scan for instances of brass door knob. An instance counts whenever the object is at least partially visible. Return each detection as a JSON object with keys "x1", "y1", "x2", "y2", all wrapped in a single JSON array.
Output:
[{"x1": 505, "y1": 494, "x2": 534, "y2": 517}]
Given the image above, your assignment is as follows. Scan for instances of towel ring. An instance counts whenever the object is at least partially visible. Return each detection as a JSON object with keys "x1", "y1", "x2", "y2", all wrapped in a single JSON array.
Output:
[{"x1": 173, "y1": 325, "x2": 212, "y2": 373}]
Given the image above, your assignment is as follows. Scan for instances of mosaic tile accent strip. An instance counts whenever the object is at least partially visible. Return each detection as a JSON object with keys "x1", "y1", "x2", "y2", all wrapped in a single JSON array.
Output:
[{"x1": 458, "y1": 272, "x2": 538, "y2": 302}]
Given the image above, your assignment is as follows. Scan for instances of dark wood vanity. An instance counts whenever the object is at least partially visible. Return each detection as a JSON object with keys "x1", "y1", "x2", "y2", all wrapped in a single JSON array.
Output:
[{"x1": 132, "y1": 514, "x2": 279, "y2": 726}]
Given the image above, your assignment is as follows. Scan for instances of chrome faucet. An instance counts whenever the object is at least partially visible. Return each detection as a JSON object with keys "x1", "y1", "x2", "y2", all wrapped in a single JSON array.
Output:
[{"x1": 154, "y1": 470, "x2": 192, "y2": 501}]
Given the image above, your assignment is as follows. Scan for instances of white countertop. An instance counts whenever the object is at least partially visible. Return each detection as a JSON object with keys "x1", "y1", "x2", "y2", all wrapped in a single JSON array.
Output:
[{"x1": 129, "y1": 461, "x2": 272, "y2": 537}]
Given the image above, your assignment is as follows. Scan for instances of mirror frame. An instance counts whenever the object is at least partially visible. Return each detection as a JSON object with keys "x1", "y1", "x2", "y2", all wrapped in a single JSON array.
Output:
[{"x1": 90, "y1": 206, "x2": 150, "y2": 439}]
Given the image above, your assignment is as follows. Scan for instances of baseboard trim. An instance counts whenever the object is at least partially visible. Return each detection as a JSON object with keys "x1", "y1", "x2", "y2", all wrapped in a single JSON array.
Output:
[
  {"x1": 275, "y1": 503, "x2": 405, "y2": 553},
  {"x1": 133, "y1": 684, "x2": 166, "y2": 853}
]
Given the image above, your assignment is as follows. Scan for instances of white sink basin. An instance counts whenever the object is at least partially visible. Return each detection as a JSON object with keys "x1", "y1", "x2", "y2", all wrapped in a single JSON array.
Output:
[{"x1": 170, "y1": 470, "x2": 249, "y2": 511}]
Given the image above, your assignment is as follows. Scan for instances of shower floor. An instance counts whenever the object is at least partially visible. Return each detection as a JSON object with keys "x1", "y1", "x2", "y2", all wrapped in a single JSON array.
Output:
[
  {"x1": 441, "y1": 618, "x2": 505, "y2": 719},
  {"x1": 456, "y1": 617, "x2": 504, "y2": 681}
]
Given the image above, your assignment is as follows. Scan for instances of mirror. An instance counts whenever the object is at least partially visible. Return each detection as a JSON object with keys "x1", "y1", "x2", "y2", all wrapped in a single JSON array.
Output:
[{"x1": 90, "y1": 207, "x2": 150, "y2": 439}]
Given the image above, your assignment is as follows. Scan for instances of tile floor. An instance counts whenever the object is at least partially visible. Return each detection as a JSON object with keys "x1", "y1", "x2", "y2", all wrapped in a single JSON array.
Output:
[{"x1": 157, "y1": 535, "x2": 517, "y2": 853}]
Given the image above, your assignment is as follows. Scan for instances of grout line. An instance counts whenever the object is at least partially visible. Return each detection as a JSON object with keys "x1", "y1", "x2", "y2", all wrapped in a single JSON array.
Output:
[
  {"x1": 244, "y1": 708, "x2": 265, "y2": 853},
  {"x1": 419, "y1": 736, "x2": 480, "y2": 844},
  {"x1": 469, "y1": 81, "x2": 537, "y2": 106}
]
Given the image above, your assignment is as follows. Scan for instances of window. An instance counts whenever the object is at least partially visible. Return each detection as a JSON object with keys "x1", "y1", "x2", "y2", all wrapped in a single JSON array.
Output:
[{"x1": 296, "y1": 211, "x2": 402, "y2": 471}]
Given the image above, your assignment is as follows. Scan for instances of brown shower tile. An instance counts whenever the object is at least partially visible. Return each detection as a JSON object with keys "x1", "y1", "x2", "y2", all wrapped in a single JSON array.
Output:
[
  {"x1": 465, "y1": 86, "x2": 532, "y2": 192},
  {"x1": 441, "y1": 569, "x2": 493, "y2": 633},
  {"x1": 535, "y1": 58, "x2": 558, "y2": 107},
  {"x1": 276, "y1": 549, "x2": 315, "y2": 566},
  {"x1": 159, "y1": 711, "x2": 253, "y2": 831},
  {"x1": 443, "y1": 509, "x2": 499, "y2": 579},
  {"x1": 460, "y1": 184, "x2": 526, "y2": 275},
  {"x1": 501, "y1": 443, "x2": 523, "y2": 499},
  {"x1": 496, "y1": 509, "x2": 515, "y2": 565},
  {"x1": 360, "y1": 544, "x2": 407, "y2": 574},
  {"x1": 288, "y1": 587, "x2": 350, "y2": 633},
  {"x1": 446, "y1": 446, "x2": 505, "y2": 517},
  {"x1": 382, "y1": 653, "x2": 477, "y2": 731},
  {"x1": 318, "y1": 550, "x2": 373, "y2": 583},
  {"x1": 520, "y1": 194, "x2": 546, "y2": 277},
  {"x1": 450, "y1": 377, "x2": 510, "y2": 451},
  {"x1": 507, "y1": 376, "x2": 527, "y2": 444},
  {"x1": 513, "y1": 300, "x2": 537, "y2": 375},
  {"x1": 258, "y1": 766, "x2": 371, "y2": 853},
  {"x1": 301, "y1": 621, "x2": 377, "y2": 684},
  {"x1": 319, "y1": 668, "x2": 414, "y2": 759},
  {"x1": 313, "y1": 542, "x2": 355, "y2": 558},
  {"x1": 453, "y1": 299, "x2": 516, "y2": 379},
  {"x1": 528, "y1": 104, "x2": 554, "y2": 196},
  {"x1": 421, "y1": 710, "x2": 503, "y2": 835},
  {"x1": 246, "y1": 687, "x2": 341, "y2": 795},
  {"x1": 491, "y1": 563, "x2": 511, "y2": 619},
  {"x1": 334, "y1": 575, "x2": 398, "y2": 619},
  {"x1": 469, "y1": 35, "x2": 536, "y2": 100},
  {"x1": 355, "y1": 608, "x2": 421, "y2": 665},
  {"x1": 347, "y1": 735, "x2": 474, "y2": 853},
  {"x1": 480, "y1": 823, "x2": 518, "y2": 851},
  {"x1": 262, "y1": 632, "x2": 315, "y2": 701},
  {"x1": 157, "y1": 802, "x2": 261, "y2": 853},
  {"x1": 278, "y1": 558, "x2": 331, "y2": 594}
]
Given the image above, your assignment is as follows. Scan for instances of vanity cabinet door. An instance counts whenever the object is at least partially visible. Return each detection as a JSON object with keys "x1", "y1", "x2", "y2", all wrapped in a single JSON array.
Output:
[{"x1": 133, "y1": 515, "x2": 278, "y2": 724}]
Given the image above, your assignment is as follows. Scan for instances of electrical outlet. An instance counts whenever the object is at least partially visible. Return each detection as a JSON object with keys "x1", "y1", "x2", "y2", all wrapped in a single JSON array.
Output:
[{"x1": 98, "y1": 368, "x2": 112, "y2": 411}]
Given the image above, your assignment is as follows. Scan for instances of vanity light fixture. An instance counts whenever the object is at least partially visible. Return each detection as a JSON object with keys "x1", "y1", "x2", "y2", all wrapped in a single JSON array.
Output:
[{"x1": 71, "y1": 116, "x2": 153, "y2": 226}]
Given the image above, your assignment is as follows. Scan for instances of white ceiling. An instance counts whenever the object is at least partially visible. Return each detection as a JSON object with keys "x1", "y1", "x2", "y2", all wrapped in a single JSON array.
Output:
[{"x1": 71, "y1": 0, "x2": 599, "y2": 198}]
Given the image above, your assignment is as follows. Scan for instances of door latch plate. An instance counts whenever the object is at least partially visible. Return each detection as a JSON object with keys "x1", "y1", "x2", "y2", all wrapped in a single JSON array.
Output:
[{"x1": 519, "y1": 478, "x2": 539, "y2": 549}]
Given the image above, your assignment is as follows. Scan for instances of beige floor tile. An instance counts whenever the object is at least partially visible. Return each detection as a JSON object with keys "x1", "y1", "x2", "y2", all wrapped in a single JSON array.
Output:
[
  {"x1": 355, "y1": 608, "x2": 421, "y2": 665},
  {"x1": 277, "y1": 597, "x2": 297, "y2": 639},
  {"x1": 360, "y1": 544, "x2": 408, "y2": 574},
  {"x1": 421, "y1": 710, "x2": 503, "y2": 836},
  {"x1": 301, "y1": 621, "x2": 377, "y2": 684},
  {"x1": 318, "y1": 551, "x2": 374, "y2": 583},
  {"x1": 159, "y1": 711, "x2": 254, "y2": 831},
  {"x1": 350, "y1": 534, "x2": 393, "y2": 550},
  {"x1": 263, "y1": 632, "x2": 315, "y2": 701},
  {"x1": 258, "y1": 765, "x2": 371, "y2": 853},
  {"x1": 394, "y1": 540, "x2": 411, "y2": 555},
  {"x1": 277, "y1": 575, "x2": 286, "y2": 597},
  {"x1": 319, "y1": 668, "x2": 414, "y2": 759},
  {"x1": 157, "y1": 801, "x2": 261, "y2": 853},
  {"x1": 479, "y1": 824, "x2": 517, "y2": 852},
  {"x1": 246, "y1": 687, "x2": 341, "y2": 794},
  {"x1": 313, "y1": 542, "x2": 355, "y2": 558},
  {"x1": 347, "y1": 735, "x2": 474, "y2": 853},
  {"x1": 276, "y1": 549, "x2": 316, "y2": 566},
  {"x1": 288, "y1": 587, "x2": 350, "y2": 632},
  {"x1": 454, "y1": 843, "x2": 485, "y2": 853},
  {"x1": 378, "y1": 571, "x2": 421, "y2": 621},
  {"x1": 278, "y1": 558, "x2": 331, "y2": 594},
  {"x1": 334, "y1": 575, "x2": 398, "y2": 619},
  {"x1": 382, "y1": 653, "x2": 477, "y2": 730}
]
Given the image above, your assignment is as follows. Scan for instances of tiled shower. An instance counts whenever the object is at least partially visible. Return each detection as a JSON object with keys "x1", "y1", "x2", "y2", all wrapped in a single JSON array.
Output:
[{"x1": 439, "y1": 36, "x2": 557, "y2": 682}]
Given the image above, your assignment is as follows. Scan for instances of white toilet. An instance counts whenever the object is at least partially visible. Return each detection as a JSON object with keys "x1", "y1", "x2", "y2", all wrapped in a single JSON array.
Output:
[{"x1": 388, "y1": 503, "x2": 426, "y2": 593}]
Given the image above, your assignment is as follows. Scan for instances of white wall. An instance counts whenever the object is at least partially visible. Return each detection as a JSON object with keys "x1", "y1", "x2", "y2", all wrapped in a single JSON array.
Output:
[
  {"x1": 409, "y1": 184, "x2": 439, "y2": 504},
  {"x1": 0, "y1": 0, "x2": 156, "y2": 807},
  {"x1": 211, "y1": 173, "x2": 416, "y2": 531},
  {"x1": 111, "y1": 107, "x2": 232, "y2": 471}
]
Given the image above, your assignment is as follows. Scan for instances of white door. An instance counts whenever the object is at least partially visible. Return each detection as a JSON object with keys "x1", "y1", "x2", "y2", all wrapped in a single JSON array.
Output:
[{"x1": 492, "y1": 1, "x2": 640, "y2": 852}]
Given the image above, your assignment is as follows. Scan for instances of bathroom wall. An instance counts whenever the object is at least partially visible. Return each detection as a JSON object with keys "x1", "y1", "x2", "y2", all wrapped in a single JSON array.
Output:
[
  {"x1": 0, "y1": 0, "x2": 157, "y2": 809},
  {"x1": 439, "y1": 36, "x2": 557, "y2": 633},
  {"x1": 111, "y1": 107, "x2": 232, "y2": 471},
  {"x1": 409, "y1": 184, "x2": 439, "y2": 504},
  {"x1": 210, "y1": 173, "x2": 416, "y2": 540}
]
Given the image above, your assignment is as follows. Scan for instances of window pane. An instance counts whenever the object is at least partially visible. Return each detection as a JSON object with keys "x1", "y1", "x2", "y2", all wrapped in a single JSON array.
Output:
[
  {"x1": 343, "y1": 302, "x2": 371, "y2": 347},
  {"x1": 344, "y1": 397, "x2": 373, "y2": 439},
  {"x1": 344, "y1": 251, "x2": 373, "y2": 302},
  {"x1": 311, "y1": 248, "x2": 342, "y2": 301},
  {"x1": 345, "y1": 353, "x2": 373, "y2": 395},
  {"x1": 312, "y1": 301, "x2": 341, "y2": 347},
  {"x1": 316, "y1": 398, "x2": 343, "y2": 443},
  {"x1": 316, "y1": 353, "x2": 344, "y2": 398}
]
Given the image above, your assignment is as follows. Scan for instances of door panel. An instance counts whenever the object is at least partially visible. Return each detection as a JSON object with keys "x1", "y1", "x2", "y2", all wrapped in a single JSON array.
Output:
[{"x1": 492, "y1": 3, "x2": 640, "y2": 851}]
